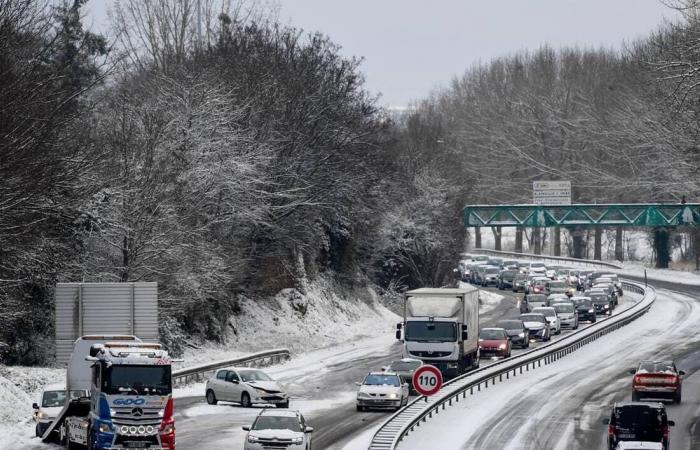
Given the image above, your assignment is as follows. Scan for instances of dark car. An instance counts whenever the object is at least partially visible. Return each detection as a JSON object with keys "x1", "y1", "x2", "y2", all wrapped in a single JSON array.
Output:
[
  {"x1": 486, "y1": 258, "x2": 504, "y2": 268},
  {"x1": 385, "y1": 358, "x2": 424, "y2": 394},
  {"x1": 512, "y1": 273, "x2": 528, "y2": 293},
  {"x1": 590, "y1": 292, "x2": 614, "y2": 316},
  {"x1": 571, "y1": 297, "x2": 596, "y2": 323},
  {"x1": 496, "y1": 319, "x2": 529, "y2": 349},
  {"x1": 518, "y1": 313, "x2": 550, "y2": 341},
  {"x1": 630, "y1": 361, "x2": 685, "y2": 403},
  {"x1": 497, "y1": 270, "x2": 518, "y2": 290},
  {"x1": 481, "y1": 267, "x2": 501, "y2": 287},
  {"x1": 603, "y1": 402, "x2": 674, "y2": 450}
]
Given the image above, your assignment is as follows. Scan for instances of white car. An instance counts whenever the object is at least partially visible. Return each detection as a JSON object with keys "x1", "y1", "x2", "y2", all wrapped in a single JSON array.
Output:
[
  {"x1": 528, "y1": 262, "x2": 547, "y2": 275},
  {"x1": 531, "y1": 307, "x2": 561, "y2": 334},
  {"x1": 243, "y1": 409, "x2": 313, "y2": 450},
  {"x1": 32, "y1": 384, "x2": 88, "y2": 437},
  {"x1": 206, "y1": 367, "x2": 289, "y2": 408},
  {"x1": 551, "y1": 302, "x2": 578, "y2": 329},
  {"x1": 356, "y1": 371, "x2": 409, "y2": 411}
]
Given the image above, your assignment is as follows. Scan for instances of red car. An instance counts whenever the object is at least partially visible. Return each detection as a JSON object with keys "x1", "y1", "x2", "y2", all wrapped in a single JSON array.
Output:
[
  {"x1": 630, "y1": 360, "x2": 685, "y2": 403},
  {"x1": 478, "y1": 328, "x2": 511, "y2": 358}
]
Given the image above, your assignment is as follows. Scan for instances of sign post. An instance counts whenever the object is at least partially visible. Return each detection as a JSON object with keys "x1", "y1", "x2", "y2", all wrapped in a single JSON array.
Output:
[
  {"x1": 533, "y1": 181, "x2": 571, "y2": 205},
  {"x1": 412, "y1": 365, "x2": 443, "y2": 401}
]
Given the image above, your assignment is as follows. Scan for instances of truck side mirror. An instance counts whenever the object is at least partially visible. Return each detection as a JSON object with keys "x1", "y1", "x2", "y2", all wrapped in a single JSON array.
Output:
[
  {"x1": 461, "y1": 325, "x2": 468, "y2": 340},
  {"x1": 32, "y1": 403, "x2": 39, "y2": 410},
  {"x1": 396, "y1": 323, "x2": 402, "y2": 330},
  {"x1": 395, "y1": 330, "x2": 401, "y2": 340}
]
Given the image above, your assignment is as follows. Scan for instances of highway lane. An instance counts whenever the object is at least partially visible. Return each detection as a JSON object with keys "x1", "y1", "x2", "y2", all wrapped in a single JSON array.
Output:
[
  {"x1": 175, "y1": 285, "x2": 525, "y2": 450},
  {"x1": 449, "y1": 288, "x2": 700, "y2": 450}
]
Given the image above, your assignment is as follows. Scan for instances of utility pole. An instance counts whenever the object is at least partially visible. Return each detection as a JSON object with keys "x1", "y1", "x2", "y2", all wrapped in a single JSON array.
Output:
[{"x1": 196, "y1": 0, "x2": 202, "y2": 50}]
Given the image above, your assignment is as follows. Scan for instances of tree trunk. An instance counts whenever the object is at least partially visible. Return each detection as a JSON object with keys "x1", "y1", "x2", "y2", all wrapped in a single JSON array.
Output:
[
  {"x1": 653, "y1": 227, "x2": 671, "y2": 269},
  {"x1": 615, "y1": 227, "x2": 624, "y2": 262},
  {"x1": 594, "y1": 228, "x2": 602, "y2": 260},
  {"x1": 533, "y1": 227, "x2": 542, "y2": 255},
  {"x1": 474, "y1": 227, "x2": 481, "y2": 249},
  {"x1": 515, "y1": 228, "x2": 523, "y2": 253},
  {"x1": 695, "y1": 227, "x2": 700, "y2": 270},
  {"x1": 553, "y1": 227, "x2": 561, "y2": 256},
  {"x1": 572, "y1": 227, "x2": 585, "y2": 259},
  {"x1": 120, "y1": 235, "x2": 130, "y2": 282},
  {"x1": 492, "y1": 226, "x2": 502, "y2": 251}
]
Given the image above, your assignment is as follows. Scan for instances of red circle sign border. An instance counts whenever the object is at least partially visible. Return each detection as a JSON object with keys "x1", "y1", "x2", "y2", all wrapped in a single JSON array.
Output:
[{"x1": 412, "y1": 364, "x2": 443, "y2": 396}]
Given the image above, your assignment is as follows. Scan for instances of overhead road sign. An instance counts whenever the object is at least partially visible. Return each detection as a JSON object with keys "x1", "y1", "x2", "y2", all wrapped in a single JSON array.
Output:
[
  {"x1": 533, "y1": 181, "x2": 571, "y2": 205},
  {"x1": 462, "y1": 203, "x2": 700, "y2": 228}
]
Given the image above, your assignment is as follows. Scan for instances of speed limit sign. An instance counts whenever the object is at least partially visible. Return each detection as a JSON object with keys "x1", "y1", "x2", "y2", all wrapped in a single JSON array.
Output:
[{"x1": 412, "y1": 365, "x2": 443, "y2": 396}]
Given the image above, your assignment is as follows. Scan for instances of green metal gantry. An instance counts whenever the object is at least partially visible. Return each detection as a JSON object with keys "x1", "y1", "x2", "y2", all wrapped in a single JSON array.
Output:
[{"x1": 462, "y1": 203, "x2": 700, "y2": 228}]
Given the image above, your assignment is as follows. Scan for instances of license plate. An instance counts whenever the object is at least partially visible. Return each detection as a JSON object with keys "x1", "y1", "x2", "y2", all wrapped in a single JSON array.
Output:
[
  {"x1": 125, "y1": 442, "x2": 149, "y2": 448},
  {"x1": 618, "y1": 434, "x2": 635, "y2": 439}
]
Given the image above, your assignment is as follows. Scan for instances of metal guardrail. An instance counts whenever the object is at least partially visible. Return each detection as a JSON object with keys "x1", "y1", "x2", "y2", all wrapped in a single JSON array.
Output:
[
  {"x1": 172, "y1": 348, "x2": 291, "y2": 385},
  {"x1": 469, "y1": 247, "x2": 623, "y2": 269},
  {"x1": 367, "y1": 280, "x2": 654, "y2": 450}
]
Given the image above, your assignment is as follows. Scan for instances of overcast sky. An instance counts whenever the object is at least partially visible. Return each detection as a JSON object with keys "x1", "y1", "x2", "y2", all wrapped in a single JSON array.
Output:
[{"x1": 85, "y1": 0, "x2": 680, "y2": 108}]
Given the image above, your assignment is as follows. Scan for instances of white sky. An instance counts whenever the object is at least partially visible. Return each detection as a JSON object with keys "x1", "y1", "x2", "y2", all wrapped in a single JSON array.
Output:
[{"x1": 84, "y1": 0, "x2": 680, "y2": 108}]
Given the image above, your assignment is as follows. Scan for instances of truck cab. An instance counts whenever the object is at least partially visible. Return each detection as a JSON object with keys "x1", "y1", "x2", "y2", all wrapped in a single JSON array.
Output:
[
  {"x1": 397, "y1": 287, "x2": 480, "y2": 379},
  {"x1": 43, "y1": 335, "x2": 175, "y2": 450}
]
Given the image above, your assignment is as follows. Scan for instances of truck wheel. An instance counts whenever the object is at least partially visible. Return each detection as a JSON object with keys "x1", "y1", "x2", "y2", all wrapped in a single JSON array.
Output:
[
  {"x1": 206, "y1": 389, "x2": 218, "y2": 405},
  {"x1": 241, "y1": 392, "x2": 252, "y2": 408}
]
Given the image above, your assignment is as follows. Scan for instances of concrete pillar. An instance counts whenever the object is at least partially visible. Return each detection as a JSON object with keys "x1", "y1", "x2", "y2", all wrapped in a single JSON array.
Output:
[
  {"x1": 594, "y1": 228, "x2": 602, "y2": 260},
  {"x1": 474, "y1": 227, "x2": 482, "y2": 249},
  {"x1": 572, "y1": 226, "x2": 585, "y2": 259},
  {"x1": 615, "y1": 227, "x2": 624, "y2": 261},
  {"x1": 533, "y1": 227, "x2": 542, "y2": 255},
  {"x1": 553, "y1": 228, "x2": 561, "y2": 256},
  {"x1": 515, "y1": 228, "x2": 523, "y2": 253},
  {"x1": 653, "y1": 227, "x2": 671, "y2": 268}
]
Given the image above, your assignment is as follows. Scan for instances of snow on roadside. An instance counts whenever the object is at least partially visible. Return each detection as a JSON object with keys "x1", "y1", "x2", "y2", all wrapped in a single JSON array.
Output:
[
  {"x1": 614, "y1": 261, "x2": 700, "y2": 286},
  {"x1": 478, "y1": 289, "x2": 505, "y2": 314},
  {"x1": 0, "y1": 366, "x2": 63, "y2": 450},
  {"x1": 174, "y1": 277, "x2": 400, "y2": 370}
]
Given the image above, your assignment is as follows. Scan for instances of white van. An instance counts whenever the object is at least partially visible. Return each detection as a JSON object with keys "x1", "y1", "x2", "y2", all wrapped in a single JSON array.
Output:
[{"x1": 33, "y1": 383, "x2": 88, "y2": 437}]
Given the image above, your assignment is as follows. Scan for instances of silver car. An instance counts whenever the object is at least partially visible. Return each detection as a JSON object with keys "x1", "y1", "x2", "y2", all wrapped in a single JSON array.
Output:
[
  {"x1": 206, "y1": 367, "x2": 289, "y2": 408},
  {"x1": 551, "y1": 302, "x2": 578, "y2": 329},
  {"x1": 531, "y1": 307, "x2": 561, "y2": 334},
  {"x1": 383, "y1": 358, "x2": 423, "y2": 393},
  {"x1": 356, "y1": 371, "x2": 409, "y2": 411},
  {"x1": 243, "y1": 409, "x2": 313, "y2": 450}
]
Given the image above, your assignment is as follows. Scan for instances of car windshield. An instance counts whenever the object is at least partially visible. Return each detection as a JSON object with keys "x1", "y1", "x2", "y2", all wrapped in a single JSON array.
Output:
[
  {"x1": 41, "y1": 390, "x2": 85, "y2": 407},
  {"x1": 573, "y1": 299, "x2": 592, "y2": 308},
  {"x1": 501, "y1": 271, "x2": 516, "y2": 278},
  {"x1": 552, "y1": 304, "x2": 573, "y2": 313},
  {"x1": 515, "y1": 274, "x2": 527, "y2": 281},
  {"x1": 613, "y1": 406, "x2": 665, "y2": 436},
  {"x1": 548, "y1": 282, "x2": 566, "y2": 288},
  {"x1": 638, "y1": 361, "x2": 675, "y2": 373},
  {"x1": 590, "y1": 294, "x2": 608, "y2": 303},
  {"x1": 532, "y1": 308, "x2": 555, "y2": 318},
  {"x1": 405, "y1": 321, "x2": 457, "y2": 343},
  {"x1": 531, "y1": 263, "x2": 545, "y2": 268},
  {"x1": 239, "y1": 370, "x2": 273, "y2": 382},
  {"x1": 556, "y1": 269, "x2": 569, "y2": 275},
  {"x1": 479, "y1": 329, "x2": 506, "y2": 340},
  {"x1": 528, "y1": 295, "x2": 546, "y2": 302},
  {"x1": 520, "y1": 314, "x2": 545, "y2": 323},
  {"x1": 485, "y1": 268, "x2": 499, "y2": 274},
  {"x1": 497, "y1": 320, "x2": 522, "y2": 330},
  {"x1": 252, "y1": 415, "x2": 303, "y2": 432},
  {"x1": 363, "y1": 374, "x2": 400, "y2": 386},
  {"x1": 102, "y1": 365, "x2": 172, "y2": 395},
  {"x1": 390, "y1": 361, "x2": 422, "y2": 372}
]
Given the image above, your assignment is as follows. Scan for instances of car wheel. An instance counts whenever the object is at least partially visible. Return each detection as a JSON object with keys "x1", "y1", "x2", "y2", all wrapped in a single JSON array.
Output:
[
  {"x1": 206, "y1": 389, "x2": 218, "y2": 405},
  {"x1": 241, "y1": 392, "x2": 252, "y2": 408}
]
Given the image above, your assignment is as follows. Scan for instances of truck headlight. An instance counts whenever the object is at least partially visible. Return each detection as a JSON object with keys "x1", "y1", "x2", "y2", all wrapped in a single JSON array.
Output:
[
  {"x1": 37, "y1": 411, "x2": 48, "y2": 419},
  {"x1": 98, "y1": 423, "x2": 112, "y2": 433}
]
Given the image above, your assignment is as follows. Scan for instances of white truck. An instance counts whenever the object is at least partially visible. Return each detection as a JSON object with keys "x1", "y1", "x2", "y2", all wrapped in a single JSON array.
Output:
[
  {"x1": 396, "y1": 287, "x2": 480, "y2": 379},
  {"x1": 42, "y1": 335, "x2": 175, "y2": 450}
]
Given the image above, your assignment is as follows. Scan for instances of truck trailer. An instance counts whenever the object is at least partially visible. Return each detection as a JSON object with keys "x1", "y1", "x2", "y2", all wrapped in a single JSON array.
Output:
[
  {"x1": 396, "y1": 287, "x2": 480, "y2": 378},
  {"x1": 42, "y1": 335, "x2": 175, "y2": 450}
]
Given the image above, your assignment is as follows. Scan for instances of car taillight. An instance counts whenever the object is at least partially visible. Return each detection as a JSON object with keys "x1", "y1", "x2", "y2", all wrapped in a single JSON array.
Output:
[
  {"x1": 159, "y1": 398, "x2": 175, "y2": 450},
  {"x1": 608, "y1": 425, "x2": 615, "y2": 437},
  {"x1": 663, "y1": 425, "x2": 670, "y2": 438}
]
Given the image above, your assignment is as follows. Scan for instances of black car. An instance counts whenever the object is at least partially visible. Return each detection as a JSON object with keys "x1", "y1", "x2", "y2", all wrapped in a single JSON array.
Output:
[
  {"x1": 486, "y1": 258, "x2": 504, "y2": 268},
  {"x1": 497, "y1": 270, "x2": 518, "y2": 290},
  {"x1": 571, "y1": 297, "x2": 596, "y2": 323},
  {"x1": 589, "y1": 292, "x2": 613, "y2": 316},
  {"x1": 512, "y1": 273, "x2": 528, "y2": 293},
  {"x1": 604, "y1": 402, "x2": 674, "y2": 450},
  {"x1": 496, "y1": 319, "x2": 530, "y2": 348}
]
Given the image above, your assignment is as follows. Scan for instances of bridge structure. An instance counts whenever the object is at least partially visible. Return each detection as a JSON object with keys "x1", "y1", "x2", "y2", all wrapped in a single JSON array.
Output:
[{"x1": 461, "y1": 203, "x2": 700, "y2": 268}]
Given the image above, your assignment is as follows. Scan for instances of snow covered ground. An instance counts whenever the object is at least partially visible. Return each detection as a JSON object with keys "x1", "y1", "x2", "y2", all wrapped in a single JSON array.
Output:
[{"x1": 385, "y1": 288, "x2": 700, "y2": 449}]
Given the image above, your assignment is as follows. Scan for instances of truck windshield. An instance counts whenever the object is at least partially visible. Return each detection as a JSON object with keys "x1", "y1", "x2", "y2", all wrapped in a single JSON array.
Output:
[
  {"x1": 103, "y1": 365, "x2": 172, "y2": 395},
  {"x1": 405, "y1": 322, "x2": 457, "y2": 342}
]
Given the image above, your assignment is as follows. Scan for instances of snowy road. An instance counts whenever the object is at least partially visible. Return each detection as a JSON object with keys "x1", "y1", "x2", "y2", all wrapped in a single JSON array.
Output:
[{"x1": 398, "y1": 286, "x2": 700, "y2": 450}]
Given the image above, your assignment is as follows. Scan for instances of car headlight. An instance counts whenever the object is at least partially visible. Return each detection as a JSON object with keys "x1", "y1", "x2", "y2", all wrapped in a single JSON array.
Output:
[
  {"x1": 498, "y1": 343, "x2": 507, "y2": 350},
  {"x1": 98, "y1": 423, "x2": 112, "y2": 433},
  {"x1": 292, "y1": 437, "x2": 304, "y2": 445},
  {"x1": 518, "y1": 332, "x2": 525, "y2": 338},
  {"x1": 388, "y1": 393, "x2": 398, "y2": 399},
  {"x1": 248, "y1": 435, "x2": 260, "y2": 443},
  {"x1": 604, "y1": 304, "x2": 609, "y2": 309},
  {"x1": 588, "y1": 309, "x2": 595, "y2": 313},
  {"x1": 357, "y1": 392, "x2": 371, "y2": 399}
]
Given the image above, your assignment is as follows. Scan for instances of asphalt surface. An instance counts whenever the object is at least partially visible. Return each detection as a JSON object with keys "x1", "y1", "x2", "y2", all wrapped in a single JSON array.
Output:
[{"x1": 457, "y1": 284, "x2": 700, "y2": 450}]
